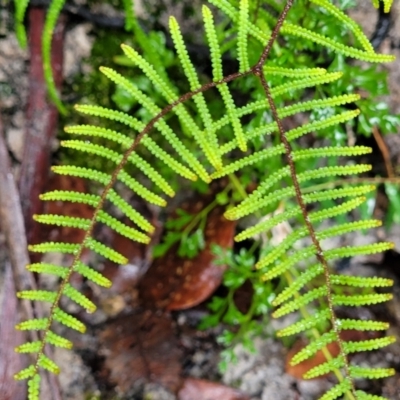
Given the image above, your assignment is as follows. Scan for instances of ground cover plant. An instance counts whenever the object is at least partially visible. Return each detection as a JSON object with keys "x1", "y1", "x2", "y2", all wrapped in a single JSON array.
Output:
[{"x1": 2, "y1": 0, "x2": 400, "y2": 399}]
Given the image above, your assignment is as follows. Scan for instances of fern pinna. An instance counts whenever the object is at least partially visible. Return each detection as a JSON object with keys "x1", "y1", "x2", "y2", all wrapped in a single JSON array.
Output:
[{"x1": 15, "y1": 1, "x2": 396, "y2": 399}]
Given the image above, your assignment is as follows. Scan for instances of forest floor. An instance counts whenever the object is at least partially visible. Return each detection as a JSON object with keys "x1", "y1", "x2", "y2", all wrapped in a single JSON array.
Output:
[{"x1": 1, "y1": 1, "x2": 400, "y2": 400}]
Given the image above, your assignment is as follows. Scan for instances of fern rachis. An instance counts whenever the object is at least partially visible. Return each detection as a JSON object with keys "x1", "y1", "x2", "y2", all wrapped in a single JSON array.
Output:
[{"x1": 13, "y1": 1, "x2": 398, "y2": 399}]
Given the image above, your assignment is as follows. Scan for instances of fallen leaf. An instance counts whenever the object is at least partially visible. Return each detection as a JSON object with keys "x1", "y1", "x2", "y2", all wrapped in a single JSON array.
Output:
[
  {"x1": 139, "y1": 201, "x2": 236, "y2": 310},
  {"x1": 99, "y1": 310, "x2": 182, "y2": 393},
  {"x1": 178, "y1": 377, "x2": 249, "y2": 400}
]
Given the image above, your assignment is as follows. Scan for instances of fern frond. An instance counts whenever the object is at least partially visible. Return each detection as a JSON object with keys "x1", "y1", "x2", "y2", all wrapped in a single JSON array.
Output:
[
  {"x1": 292, "y1": 145, "x2": 371, "y2": 161},
  {"x1": 60, "y1": 139, "x2": 174, "y2": 197},
  {"x1": 72, "y1": 106, "x2": 197, "y2": 181},
  {"x1": 330, "y1": 275, "x2": 393, "y2": 288},
  {"x1": 291, "y1": 331, "x2": 338, "y2": 365},
  {"x1": 33, "y1": 214, "x2": 91, "y2": 230},
  {"x1": 15, "y1": 341, "x2": 42, "y2": 354},
  {"x1": 263, "y1": 65, "x2": 327, "y2": 77},
  {"x1": 237, "y1": 0, "x2": 250, "y2": 72},
  {"x1": 74, "y1": 261, "x2": 112, "y2": 288},
  {"x1": 63, "y1": 283, "x2": 96, "y2": 313},
  {"x1": 16, "y1": 319, "x2": 49, "y2": 332},
  {"x1": 319, "y1": 378, "x2": 352, "y2": 400},
  {"x1": 203, "y1": 6, "x2": 223, "y2": 81},
  {"x1": 28, "y1": 241, "x2": 79, "y2": 256},
  {"x1": 45, "y1": 331, "x2": 73, "y2": 349},
  {"x1": 18, "y1": 290, "x2": 57, "y2": 303},
  {"x1": 281, "y1": 22, "x2": 395, "y2": 63},
  {"x1": 277, "y1": 307, "x2": 331, "y2": 337},
  {"x1": 53, "y1": 308, "x2": 86, "y2": 332},
  {"x1": 38, "y1": 354, "x2": 60, "y2": 374},
  {"x1": 332, "y1": 293, "x2": 393, "y2": 307},
  {"x1": 350, "y1": 366, "x2": 395, "y2": 379},
  {"x1": 27, "y1": 263, "x2": 68, "y2": 279},
  {"x1": 273, "y1": 264, "x2": 325, "y2": 307},
  {"x1": 52, "y1": 164, "x2": 165, "y2": 207},
  {"x1": 336, "y1": 319, "x2": 389, "y2": 331},
  {"x1": 241, "y1": 196, "x2": 368, "y2": 244},
  {"x1": 208, "y1": 0, "x2": 270, "y2": 43},
  {"x1": 273, "y1": 286, "x2": 328, "y2": 318},
  {"x1": 14, "y1": 0, "x2": 29, "y2": 48},
  {"x1": 85, "y1": 237, "x2": 127, "y2": 264},
  {"x1": 310, "y1": 0, "x2": 374, "y2": 53},
  {"x1": 343, "y1": 336, "x2": 396, "y2": 354},
  {"x1": 96, "y1": 210, "x2": 150, "y2": 243},
  {"x1": 167, "y1": 20, "x2": 223, "y2": 165},
  {"x1": 355, "y1": 391, "x2": 390, "y2": 400},
  {"x1": 42, "y1": 0, "x2": 67, "y2": 114},
  {"x1": 304, "y1": 355, "x2": 345, "y2": 379},
  {"x1": 100, "y1": 67, "x2": 210, "y2": 181}
]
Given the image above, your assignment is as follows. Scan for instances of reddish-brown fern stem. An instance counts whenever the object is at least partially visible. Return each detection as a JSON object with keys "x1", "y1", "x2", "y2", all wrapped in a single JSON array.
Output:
[{"x1": 253, "y1": 0, "x2": 355, "y2": 394}]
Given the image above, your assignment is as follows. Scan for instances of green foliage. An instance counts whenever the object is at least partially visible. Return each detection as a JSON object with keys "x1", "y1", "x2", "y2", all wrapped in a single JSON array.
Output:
[{"x1": 12, "y1": 1, "x2": 399, "y2": 399}]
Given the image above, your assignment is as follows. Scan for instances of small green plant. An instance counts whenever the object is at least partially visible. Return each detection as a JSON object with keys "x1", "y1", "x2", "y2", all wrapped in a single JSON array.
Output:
[{"x1": 11, "y1": 1, "x2": 400, "y2": 399}]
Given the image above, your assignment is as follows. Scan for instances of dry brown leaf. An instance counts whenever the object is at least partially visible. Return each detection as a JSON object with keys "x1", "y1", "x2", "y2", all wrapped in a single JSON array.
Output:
[
  {"x1": 139, "y1": 200, "x2": 236, "y2": 310},
  {"x1": 178, "y1": 377, "x2": 249, "y2": 400},
  {"x1": 99, "y1": 310, "x2": 182, "y2": 394}
]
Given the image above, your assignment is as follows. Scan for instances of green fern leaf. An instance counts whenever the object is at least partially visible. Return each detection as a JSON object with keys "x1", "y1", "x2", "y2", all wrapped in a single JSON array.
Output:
[
  {"x1": 292, "y1": 145, "x2": 372, "y2": 161},
  {"x1": 40, "y1": 190, "x2": 100, "y2": 207},
  {"x1": 27, "y1": 263, "x2": 68, "y2": 279},
  {"x1": 42, "y1": 0, "x2": 67, "y2": 114},
  {"x1": 355, "y1": 391, "x2": 389, "y2": 400},
  {"x1": 273, "y1": 286, "x2": 328, "y2": 318},
  {"x1": 17, "y1": 290, "x2": 57, "y2": 303},
  {"x1": 330, "y1": 275, "x2": 393, "y2": 288},
  {"x1": 85, "y1": 237, "x2": 127, "y2": 264},
  {"x1": 96, "y1": 210, "x2": 150, "y2": 244},
  {"x1": 15, "y1": 341, "x2": 42, "y2": 354},
  {"x1": 45, "y1": 331, "x2": 73, "y2": 349},
  {"x1": 27, "y1": 375, "x2": 40, "y2": 400},
  {"x1": 53, "y1": 308, "x2": 86, "y2": 332},
  {"x1": 277, "y1": 308, "x2": 331, "y2": 337},
  {"x1": 38, "y1": 354, "x2": 60, "y2": 374},
  {"x1": 291, "y1": 331, "x2": 338, "y2": 365},
  {"x1": 33, "y1": 214, "x2": 90, "y2": 231},
  {"x1": 61, "y1": 139, "x2": 174, "y2": 197},
  {"x1": 14, "y1": 0, "x2": 29, "y2": 48},
  {"x1": 99, "y1": 66, "x2": 210, "y2": 182},
  {"x1": 343, "y1": 336, "x2": 396, "y2": 354},
  {"x1": 16, "y1": 318, "x2": 49, "y2": 331},
  {"x1": 14, "y1": 365, "x2": 36, "y2": 380},
  {"x1": 281, "y1": 22, "x2": 395, "y2": 63},
  {"x1": 273, "y1": 264, "x2": 325, "y2": 306},
  {"x1": 63, "y1": 283, "x2": 97, "y2": 313},
  {"x1": 310, "y1": 0, "x2": 374, "y2": 53},
  {"x1": 202, "y1": 6, "x2": 223, "y2": 81},
  {"x1": 319, "y1": 378, "x2": 352, "y2": 400},
  {"x1": 70, "y1": 108, "x2": 197, "y2": 181},
  {"x1": 74, "y1": 261, "x2": 112, "y2": 288},
  {"x1": 332, "y1": 293, "x2": 393, "y2": 307},
  {"x1": 304, "y1": 355, "x2": 345, "y2": 379},
  {"x1": 336, "y1": 319, "x2": 389, "y2": 331},
  {"x1": 237, "y1": 0, "x2": 250, "y2": 72},
  {"x1": 350, "y1": 366, "x2": 395, "y2": 379}
]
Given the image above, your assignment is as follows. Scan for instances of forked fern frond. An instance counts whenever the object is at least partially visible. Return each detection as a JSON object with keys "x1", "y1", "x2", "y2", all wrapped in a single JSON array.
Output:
[{"x1": 14, "y1": 1, "x2": 397, "y2": 399}]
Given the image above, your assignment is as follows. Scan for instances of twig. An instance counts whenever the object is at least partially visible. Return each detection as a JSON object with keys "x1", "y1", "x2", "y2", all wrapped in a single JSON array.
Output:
[{"x1": 372, "y1": 125, "x2": 395, "y2": 178}]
